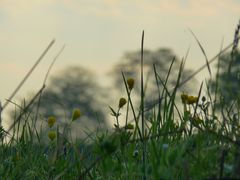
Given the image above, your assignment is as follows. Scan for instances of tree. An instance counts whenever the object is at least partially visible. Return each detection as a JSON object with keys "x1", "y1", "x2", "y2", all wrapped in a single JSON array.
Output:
[
  {"x1": 110, "y1": 48, "x2": 197, "y2": 107},
  {"x1": 209, "y1": 51, "x2": 240, "y2": 107},
  {"x1": 9, "y1": 66, "x2": 109, "y2": 140}
]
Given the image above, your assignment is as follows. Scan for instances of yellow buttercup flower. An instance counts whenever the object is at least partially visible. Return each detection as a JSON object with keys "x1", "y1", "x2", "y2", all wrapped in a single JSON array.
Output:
[
  {"x1": 181, "y1": 93, "x2": 188, "y2": 104},
  {"x1": 118, "y1": 98, "x2": 127, "y2": 108},
  {"x1": 47, "y1": 116, "x2": 56, "y2": 128},
  {"x1": 181, "y1": 93, "x2": 198, "y2": 105},
  {"x1": 48, "y1": 131, "x2": 56, "y2": 141},
  {"x1": 72, "y1": 108, "x2": 81, "y2": 121},
  {"x1": 127, "y1": 78, "x2": 134, "y2": 91},
  {"x1": 186, "y1": 96, "x2": 198, "y2": 105}
]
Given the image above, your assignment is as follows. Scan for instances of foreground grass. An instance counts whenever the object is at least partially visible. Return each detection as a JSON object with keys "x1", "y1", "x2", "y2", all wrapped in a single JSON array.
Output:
[
  {"x1": 1, "y1": 66, "x2": 240, "y2": 179},
  {"x1": 1, "y1": 90, "x2": 240, "y2": 179}
]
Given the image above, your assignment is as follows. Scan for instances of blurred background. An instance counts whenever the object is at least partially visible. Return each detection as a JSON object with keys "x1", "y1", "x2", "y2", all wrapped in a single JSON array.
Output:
[{"x1": 0, "y1": 0, "x2": 239, "y2": 138}]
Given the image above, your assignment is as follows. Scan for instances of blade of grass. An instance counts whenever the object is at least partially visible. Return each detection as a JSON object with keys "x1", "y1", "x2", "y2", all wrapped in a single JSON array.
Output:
[
  {"x1": 33, "y1": 45, "x2": 66, "y2": 142},
  {"x1": 189, "y1": 29, "x2": 211, "y2": 77},
  {"x1": 2, "y1": 39, "x2": 55, "y2": 110},
  {"x1": 160, "y1": 57, "x2": 176, "y2": 100},
  {"x1": 213, "y1": 38, "x2": 224, "y2": 115},
  {"x1": 151, "y1": 69, "x2": 182, "y2": 122},
  {"x1": 121, "y1": 71, "x2": 142, "y2": 140},
  {"x1": 165, "y1": 59, "x2": 185, "y2": 134},
  {"x1": 228, "y1": 20, "x2": 240, "y2": 74},
  {"x1": 147, "y1": 37, "x2": 240, "y2": 110},
  {"x1": 0, "y1": 101, "x2": 2, "y2": 128},
  {"x1": 153, "y1": 64, "x2": 162, "y2": 129},
  {"x1": 43, "y1": 45, "x2": 65, "y2": 84},
  {"x1": 4, "y1": 85, "x2": 45, "y2": 138},
  {"x1": 140, "y1": 30, "x2": 146, "y2": 180},
  {"x1": 193, "y1": 82, "x2": 203, "y2": 118},
  {"x1": 179, "y1": 36, "x2": 240, "y2": 88}
]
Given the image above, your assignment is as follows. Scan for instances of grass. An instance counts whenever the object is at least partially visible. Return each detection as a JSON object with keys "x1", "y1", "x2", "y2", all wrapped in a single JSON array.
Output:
[{"x1": 1, "y1": 29, "x2": 240, "y2": 179}]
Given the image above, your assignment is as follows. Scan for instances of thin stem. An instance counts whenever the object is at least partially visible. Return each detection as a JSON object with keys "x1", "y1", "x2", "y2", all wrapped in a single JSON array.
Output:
[{"x1": 140, "y1": 30, "x2": 146, "y2": 180}]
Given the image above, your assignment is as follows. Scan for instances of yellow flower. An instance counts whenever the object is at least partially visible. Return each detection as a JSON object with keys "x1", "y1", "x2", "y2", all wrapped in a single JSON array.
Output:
[
  {"x1": 127, "y1": 78, "x2": 134, "y2": 90},
  {"x1": 47, "y1": 116, "x2": 56, "y2": 128},
  {"x1": 186, "y1": 96, "x2": 198, "y2": 105},
  {"x1": 118, "y1": 98, "x2": 127, "y2": 108},
  {"x1": 72, "y1": 108, "x2": 81, "y2": 121},
  {"x1": 48, "y1": 131, "x2": 56, "y2": 141},
  {"x1": 181, "y1": 93, "x2": 198, "y2": 105},
  {"x1": 181, "y1": 93, "x2": 188, "y2": 104}
]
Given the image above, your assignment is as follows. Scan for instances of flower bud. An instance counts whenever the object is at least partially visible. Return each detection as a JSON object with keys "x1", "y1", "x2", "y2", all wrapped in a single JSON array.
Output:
[
  {"x1": 48, "y1": 131, "x2": 56, "y2": 141},
  {"x1": 127, "y1": 78, "x2": 134, "y2": 90},
  {"x1": 118, "y1": 98, "x2": 127, "y2": 108},
  {"x1": 72, "y1": 108, "x2": 81, "y2": 121},
  {"x1": 47, "y1": 116, "x2": 56, "y2": 128}
]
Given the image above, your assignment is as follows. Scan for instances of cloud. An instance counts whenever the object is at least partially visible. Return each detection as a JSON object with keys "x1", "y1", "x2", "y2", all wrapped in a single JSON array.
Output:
[
  {"x1": 1, "y1": 0, "x2": 239, "y2": 19},
  {"x1": 134, "y1": 0, "x2": 240, "y2": 18},
  {"x1": 59, "y1": 0, "x2": 240, "y2": 17},
  {"x1": 0, "y1": 0, "x2": 238, "y2": 28}
]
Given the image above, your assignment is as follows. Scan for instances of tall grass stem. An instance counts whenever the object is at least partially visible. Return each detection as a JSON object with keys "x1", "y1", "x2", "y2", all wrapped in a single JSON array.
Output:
[
  {"x1": 2, "y1": 39, "x2": 55, "y2": 110},
  {"x1": 140, "y1": 30, "x2": 146, "y2": 180}
]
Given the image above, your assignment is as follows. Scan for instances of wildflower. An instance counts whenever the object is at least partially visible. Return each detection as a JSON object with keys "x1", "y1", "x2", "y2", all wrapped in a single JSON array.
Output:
[
  {"x1": 127, "y1": 78, "x2": 134, "y2": 90},
  {"x1": 181, "y1": 93, "x2": 198, "y2": 105},
  {"x1": 181, "y1": 93, "x2": 188, "y2": 104},
  {"x1": 48, "y1": 131, "x2": 56, "y2": 141},
  {"x1": 47, "y1": 116, "x2": 56, "y2": 128},
  {"x1": 72, "y1": 108, "x2": 81, "y2": 121},
  {"x1": 118, "y1": 98, "x2": 127, "y2": 108},
  {"x1": 186, "y1": 96, "x2": 198, "y2": 105}
]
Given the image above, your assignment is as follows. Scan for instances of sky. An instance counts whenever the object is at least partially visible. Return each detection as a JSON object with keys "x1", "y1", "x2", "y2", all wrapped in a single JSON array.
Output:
[{"x1": 0, "y1": 0, "x2": 239, "y2": 122}]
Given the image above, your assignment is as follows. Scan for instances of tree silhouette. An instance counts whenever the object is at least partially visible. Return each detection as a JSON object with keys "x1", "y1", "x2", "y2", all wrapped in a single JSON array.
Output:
[
  {"x1": 41, "y1": 66, "x2": 106, "y2": 119},
  {"x1": 110, "y1": 48, "x2": 197, "y2": 107},
  {"x1": 209, "y1": 51, "x2": 240, "y2": 107},
  {"x1": 9, "y1": 66, "x2": 108, "y2": 140}
]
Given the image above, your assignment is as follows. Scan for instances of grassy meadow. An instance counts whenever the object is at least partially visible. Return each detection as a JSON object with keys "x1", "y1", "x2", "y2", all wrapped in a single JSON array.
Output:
[{"x1": 0, "y1": 28, "x2": 240, "y2": 180}]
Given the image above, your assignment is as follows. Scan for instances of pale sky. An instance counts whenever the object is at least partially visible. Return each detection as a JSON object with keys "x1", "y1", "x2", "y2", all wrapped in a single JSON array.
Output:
[{"x1": 0, "y1": 0, "x2": 239, "y2": 118}]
